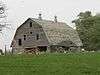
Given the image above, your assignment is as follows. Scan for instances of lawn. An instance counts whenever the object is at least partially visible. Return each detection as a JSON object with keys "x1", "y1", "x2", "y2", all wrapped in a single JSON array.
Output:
[{"x1": 0, "y1": 52, "x2": 100, "y2": 75}]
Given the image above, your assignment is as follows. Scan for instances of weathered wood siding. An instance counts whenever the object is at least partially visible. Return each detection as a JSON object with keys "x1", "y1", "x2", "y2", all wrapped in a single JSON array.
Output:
[{"x1": 13, "y1": 19, "x2": 49, "y2": 53}]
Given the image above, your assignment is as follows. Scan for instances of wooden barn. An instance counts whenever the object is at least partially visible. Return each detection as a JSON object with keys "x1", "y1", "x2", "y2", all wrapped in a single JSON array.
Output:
[{"x1": 11, "y1": 14, "x2": 82, "y2": 54}]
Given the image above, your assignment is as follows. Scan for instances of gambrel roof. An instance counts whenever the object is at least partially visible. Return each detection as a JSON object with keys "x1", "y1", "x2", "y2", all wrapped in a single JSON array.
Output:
[
  {"x1": 30, "y1": 18, "x2": 82, "y2": 46},
  {"x1": 11, "y1": 18, "x2": 82, "y2": 47}
]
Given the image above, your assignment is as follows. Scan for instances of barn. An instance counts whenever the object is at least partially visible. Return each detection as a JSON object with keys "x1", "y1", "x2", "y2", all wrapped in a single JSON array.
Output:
[{"x1": 11, "y1": 14, "x2": 82, "y2": 54}]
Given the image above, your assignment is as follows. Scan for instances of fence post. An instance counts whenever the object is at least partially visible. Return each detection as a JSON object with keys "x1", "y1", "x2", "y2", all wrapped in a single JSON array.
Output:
[{"x1": 5, "y1": 45, "x2": 6, "y2": 55}]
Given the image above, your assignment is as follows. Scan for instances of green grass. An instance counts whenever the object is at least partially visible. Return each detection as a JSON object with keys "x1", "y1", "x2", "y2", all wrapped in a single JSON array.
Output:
[{"x1": 0, "y1": 52, "x2": 100, "y2": 75}]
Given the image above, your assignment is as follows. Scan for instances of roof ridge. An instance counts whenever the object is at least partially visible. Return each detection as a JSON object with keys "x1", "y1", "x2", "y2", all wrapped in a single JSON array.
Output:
[{"x1": 30, "y1": 18, "x2": 66, "y2": 24}]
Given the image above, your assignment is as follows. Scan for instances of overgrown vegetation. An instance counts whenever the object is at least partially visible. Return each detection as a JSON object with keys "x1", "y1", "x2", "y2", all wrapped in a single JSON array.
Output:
[
  {"x1": 0, "y1": 53, "x2": 100, "y2": 75},
  {"x1": 72, "y1": 11, "x2": 100, "y2": 51}
]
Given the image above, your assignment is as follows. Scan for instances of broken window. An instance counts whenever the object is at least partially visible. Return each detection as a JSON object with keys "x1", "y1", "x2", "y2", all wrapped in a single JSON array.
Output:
[
  {"x1": 30, "y1": 32, "x2": 32, "y2": 34},
  {"x1": 24, "y1": 35, "x2": 26, "y2": 40},
  {"x1": 30, "y1": 22, "x2": 32, "y2": 27},
  {"x1": 36, "y1": 34, "x2": 39, "y2": 40},
  {"x1": 18, "y1": 39, "x2": 22, "y2": 46}
]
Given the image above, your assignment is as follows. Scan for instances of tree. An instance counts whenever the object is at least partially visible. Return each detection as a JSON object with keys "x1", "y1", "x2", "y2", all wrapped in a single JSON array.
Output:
[
  {"x1": 0, "y1": 1, "x2": 7, "y2": 51},
  {"x1": 0, "y1": 1, "x2": 7, "y2": 32},
  {"x1": 72, "y1": 11, "x2": 100, "y2": 51}
]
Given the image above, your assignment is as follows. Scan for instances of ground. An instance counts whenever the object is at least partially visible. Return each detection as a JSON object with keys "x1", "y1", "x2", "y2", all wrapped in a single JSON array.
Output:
[{"x1": 0, "y1": 52, "x2": 100, "y2": 75}]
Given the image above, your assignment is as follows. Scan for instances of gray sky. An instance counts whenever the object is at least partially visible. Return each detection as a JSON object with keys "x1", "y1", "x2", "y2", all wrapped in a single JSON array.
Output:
[{"x1": 0, "y1": 0, "x2": 100, "y2": 50}]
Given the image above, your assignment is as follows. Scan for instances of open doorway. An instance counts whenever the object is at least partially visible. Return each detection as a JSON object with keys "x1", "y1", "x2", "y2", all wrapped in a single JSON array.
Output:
[{"x1": 37, "y1": 46, "x2": 47, "y2": 52}]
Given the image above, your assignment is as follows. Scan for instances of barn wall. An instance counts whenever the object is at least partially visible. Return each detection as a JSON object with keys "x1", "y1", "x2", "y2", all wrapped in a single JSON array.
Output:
[{"x1": 12, "y1": 19, "x2": 49, "y2": 53}]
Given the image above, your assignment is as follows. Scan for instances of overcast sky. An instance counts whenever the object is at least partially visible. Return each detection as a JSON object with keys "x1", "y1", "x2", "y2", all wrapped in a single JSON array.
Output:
[{"x1": 0, "y1": 0, "x2": 100, "y2": 50}]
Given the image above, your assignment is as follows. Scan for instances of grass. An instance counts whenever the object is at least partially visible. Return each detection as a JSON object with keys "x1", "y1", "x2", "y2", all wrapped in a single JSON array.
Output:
[{"x1": 0, "y1": 52, "x2": 100, "y2": 75}]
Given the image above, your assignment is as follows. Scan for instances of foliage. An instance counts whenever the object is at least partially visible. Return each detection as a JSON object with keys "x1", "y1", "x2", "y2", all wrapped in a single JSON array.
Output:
[
  {"x1": 0, "y1": 1, "x2": 6, "y2": 31},
  {"x1": 72, "y1": 11, "x2": 100, "y2": 51}
]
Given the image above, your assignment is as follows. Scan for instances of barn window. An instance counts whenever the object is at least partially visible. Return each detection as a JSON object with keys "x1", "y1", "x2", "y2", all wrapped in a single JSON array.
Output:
[
  {"x1": 36, "y1": 34, "x2": 39, "y2": 40},
  {"x1": 24, "y1": 35, "x2": 26, "y2": 40},
  {"x1": 30, "y1": 22, "x2": 32, "y2": 27},
  {"x1": 70, "y1": 42, "x2": 73, "y2": 44},
  {"x1": 30, "y1": 32, "x2": 32, "y2": 34},
  {"x1": 18, "y1": 39, "x2": 22, "y2": 46}
]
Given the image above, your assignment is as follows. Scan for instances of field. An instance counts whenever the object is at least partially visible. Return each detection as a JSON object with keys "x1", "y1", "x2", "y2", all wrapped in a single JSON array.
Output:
[{"x1": 0, "y1": 52, "x2": 100, "y2": 75}]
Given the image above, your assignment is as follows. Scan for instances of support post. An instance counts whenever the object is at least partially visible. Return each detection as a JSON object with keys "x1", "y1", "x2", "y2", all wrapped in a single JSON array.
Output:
[{"x1": 47, "y1": 46, "x2": 51, "y2": 53}]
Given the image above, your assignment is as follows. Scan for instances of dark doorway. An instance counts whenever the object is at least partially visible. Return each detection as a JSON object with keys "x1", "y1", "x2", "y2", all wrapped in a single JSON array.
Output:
[
  {"x1": 38, "y1": 46, "x2": 47, "y2": 52},
  {"x1": 18, "y1": 39, "x2": 22, "y2": 46}
]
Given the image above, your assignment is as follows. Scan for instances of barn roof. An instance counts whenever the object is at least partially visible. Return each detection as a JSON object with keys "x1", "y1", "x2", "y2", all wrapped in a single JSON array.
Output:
[{"x1": 29, "y1": 18, "x2": 83, "y2": 46}]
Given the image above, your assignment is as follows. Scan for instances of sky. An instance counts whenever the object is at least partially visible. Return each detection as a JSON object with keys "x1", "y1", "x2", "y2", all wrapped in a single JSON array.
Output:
[{"x1": 0, "y1": 0, "x2": 100, "y2": 50}]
